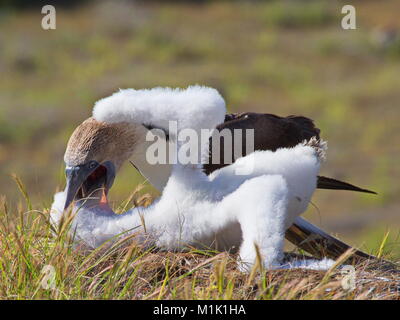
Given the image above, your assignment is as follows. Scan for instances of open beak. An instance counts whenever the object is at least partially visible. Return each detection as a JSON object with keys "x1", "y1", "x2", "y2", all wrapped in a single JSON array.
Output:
[
  {"x1": 64, "y1": 162, "x2": 98, "y2": 211},
  {"x1": 63, "y1": 161, "x2": 116, "y2": 211}
]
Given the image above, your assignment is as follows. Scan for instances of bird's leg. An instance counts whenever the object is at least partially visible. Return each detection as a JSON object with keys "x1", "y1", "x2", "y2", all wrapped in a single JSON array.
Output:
[{"x1": 221, "y1": 175, "x2": 289, "y2": 271}]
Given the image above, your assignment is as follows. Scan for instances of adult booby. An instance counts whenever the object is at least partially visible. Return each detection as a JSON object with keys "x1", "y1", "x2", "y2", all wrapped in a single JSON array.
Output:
[{"x1": 58, "y1": 86, "x2": 376, "y2": 262}]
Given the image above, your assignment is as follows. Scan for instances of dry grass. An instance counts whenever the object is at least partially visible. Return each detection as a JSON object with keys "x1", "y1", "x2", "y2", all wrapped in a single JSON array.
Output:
[{"x1": 0, "y1": 182, "x2": 398, "y2": 300}]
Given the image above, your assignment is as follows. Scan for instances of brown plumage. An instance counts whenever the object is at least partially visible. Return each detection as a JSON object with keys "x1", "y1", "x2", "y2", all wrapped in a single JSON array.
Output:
[{"x1": 204, "y1": 112, "x2": 376, "y2": 194}]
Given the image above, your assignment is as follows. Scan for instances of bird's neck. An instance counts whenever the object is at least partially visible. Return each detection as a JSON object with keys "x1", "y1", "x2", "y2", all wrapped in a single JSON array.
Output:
[
  {"x1": 128, "y1": 131, "x2": 213, "y2": 192},
  {"x1": 128, "y1": 137, "x2": 173, "y2": 191}
]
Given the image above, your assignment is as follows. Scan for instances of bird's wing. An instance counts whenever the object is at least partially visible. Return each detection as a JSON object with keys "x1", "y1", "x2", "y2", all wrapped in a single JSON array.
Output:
[
  {"x1": 203, "y1": 112, "x2": 378, "y2": 262},
  {"x1": 288, "y1": 217, "x2": 373, "y2": 263},
  {"x1": 204, "y1": 112, "x2": 320, "y2": 174},
  {"x1": 317, "y1": 176, "x2": 377, "y2": 194},
  {"x1": 288, "y1": 217, "x2": 398, "y2": 271},
  {"x1": 204, "y1": 112, "x2": 375, "y2": 194}
]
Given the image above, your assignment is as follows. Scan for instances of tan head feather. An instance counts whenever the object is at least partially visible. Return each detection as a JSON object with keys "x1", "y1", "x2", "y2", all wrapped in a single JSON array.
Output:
[{"x1": 64, "y1": 117, "x2": 145, "y2": 169}]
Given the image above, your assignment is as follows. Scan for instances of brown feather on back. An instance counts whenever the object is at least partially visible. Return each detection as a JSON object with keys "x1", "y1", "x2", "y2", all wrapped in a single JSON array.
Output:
[{"x1": 203, "y1": 112, "x2": 321, "y2": 174}]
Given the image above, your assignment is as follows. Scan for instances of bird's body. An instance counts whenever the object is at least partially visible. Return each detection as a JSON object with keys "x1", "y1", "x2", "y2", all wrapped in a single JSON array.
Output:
[
  {"x1": 52, "y1": 139, "x2": 323, "y2": 269},
  {"x1": 53, "y1": 85, "x2": 377, "y2": 268}
]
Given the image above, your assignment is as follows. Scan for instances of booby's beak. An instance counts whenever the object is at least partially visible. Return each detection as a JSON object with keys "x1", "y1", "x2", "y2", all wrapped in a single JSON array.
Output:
[{"x1": 64, "y1": 161, "x2": 116, "y2": 211}]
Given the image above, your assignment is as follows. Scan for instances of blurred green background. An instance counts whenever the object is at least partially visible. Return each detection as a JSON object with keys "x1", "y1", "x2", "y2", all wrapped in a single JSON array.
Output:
[{"x1": 0, "y1": 0, "x2": 399, "y2": 257}]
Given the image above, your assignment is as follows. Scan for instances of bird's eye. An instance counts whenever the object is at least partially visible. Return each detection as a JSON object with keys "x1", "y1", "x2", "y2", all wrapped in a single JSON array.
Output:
[{"x1": 89, "y1": 161, "x2": 97, "y2": 169}]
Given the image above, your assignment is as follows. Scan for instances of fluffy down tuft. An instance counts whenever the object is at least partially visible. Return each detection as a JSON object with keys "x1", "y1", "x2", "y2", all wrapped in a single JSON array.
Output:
[
  {"x1": 93, "y1": 85, "x2": 226, "y2": 134},
  {"x1": 303, "y1": 137, "x2": 328, "y2": 162}
]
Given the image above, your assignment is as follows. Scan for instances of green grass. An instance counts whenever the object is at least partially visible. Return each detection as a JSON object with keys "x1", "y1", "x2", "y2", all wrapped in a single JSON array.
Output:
[{"x1": 260, "y1": 0, "x2": 337, "y2": 29}]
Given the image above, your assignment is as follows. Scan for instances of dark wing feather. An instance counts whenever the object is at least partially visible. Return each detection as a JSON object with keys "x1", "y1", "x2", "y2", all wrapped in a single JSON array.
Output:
[
  {"x1": 318, "y1": 176, "x2": 377, "y2": 194},
  {"x1": 204, "y1": 112, "x2": 375, "y2": 195},
  {"x1": 287, "y1": 218, "x2": 396, "y2": 270},
  {"x1": 204, "y1": 112, "x2": 320, "y2": 174}
]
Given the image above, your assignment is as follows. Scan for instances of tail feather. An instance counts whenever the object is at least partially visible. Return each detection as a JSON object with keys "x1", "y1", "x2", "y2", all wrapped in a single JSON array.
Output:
[{"x1": 317, "y1": 176, "x2": 377, "y2": 195}]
